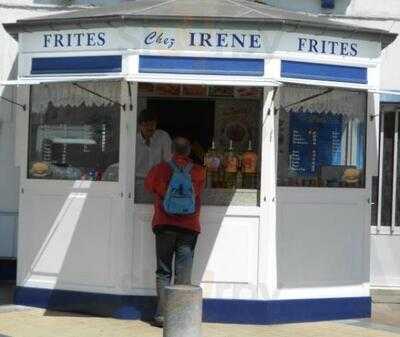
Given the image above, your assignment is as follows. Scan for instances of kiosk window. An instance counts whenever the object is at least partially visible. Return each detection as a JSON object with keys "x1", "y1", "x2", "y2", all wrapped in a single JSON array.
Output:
[
  {"x1": 135, "y1": 84, "x2": 263, "y2": 206},
  {"x1": 27, "y1": 82, "x2": 121, "y2": 181},
  {"x1": 277, "y1": 85, "x2": 367, "y2": 188}
]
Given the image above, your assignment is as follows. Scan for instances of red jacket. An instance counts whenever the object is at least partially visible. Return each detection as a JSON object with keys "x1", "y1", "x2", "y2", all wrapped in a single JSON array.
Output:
[{"x1": 144, "y1": 155, "x2": 205, "y2": 233}]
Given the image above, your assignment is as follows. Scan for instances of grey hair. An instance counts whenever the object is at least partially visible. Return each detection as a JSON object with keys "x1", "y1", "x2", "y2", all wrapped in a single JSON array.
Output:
[{"x1": 171, "y1": 137, "x2": 191, "y2": 156}]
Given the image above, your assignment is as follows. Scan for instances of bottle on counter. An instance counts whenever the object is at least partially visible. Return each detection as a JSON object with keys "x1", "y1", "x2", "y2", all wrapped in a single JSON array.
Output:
[
  {"x1": 204, "y1": 140, "x2": 222, "y2": 188},
  {"x1": 223, "y1": 140, "x2": 239, "y2": 189},
  {"x1": 216, "y1": 166, "x2": 225, "y2": 188},
  {"x1": 89, "y1": 168, "x2": 97, "y2": 181},
  {"x1": 242, "y1": 140, "x2": 258, "y2": 189},
  {"x1": 236, "y1": 169, "x2": 243, "y2": 189}
]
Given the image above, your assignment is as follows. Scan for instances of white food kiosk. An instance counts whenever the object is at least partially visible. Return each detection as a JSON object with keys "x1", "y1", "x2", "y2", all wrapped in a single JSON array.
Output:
[{"x1": 2, "y1": 0, "x2": 396, "y2": 324}]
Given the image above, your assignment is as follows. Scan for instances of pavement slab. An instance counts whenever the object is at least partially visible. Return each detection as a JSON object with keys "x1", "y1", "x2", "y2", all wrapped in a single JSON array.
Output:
[
  {"x1": 373, "y1": 303, "x2": 400, "y2": 327},
  {"x1": 0, "y1": 309, "x2": 400, "y2": 337}
]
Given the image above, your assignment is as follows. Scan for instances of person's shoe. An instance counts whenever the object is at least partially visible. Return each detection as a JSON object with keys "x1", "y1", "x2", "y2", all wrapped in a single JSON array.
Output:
[{"x1": 151, "y1": 315, "x2": 164, "y2": 328}]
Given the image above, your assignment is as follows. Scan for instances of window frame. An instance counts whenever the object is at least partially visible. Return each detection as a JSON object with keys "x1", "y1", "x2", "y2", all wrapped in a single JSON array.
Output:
[
  {"x1": 372, "y1": 107, "x2": 400, "y2": 235},
  {"x1": 276, "y1": 84, "x2": 369, "y2": 189},
  {"x1": 26, "y1": 82, "x2": 122, "y2": 183},
  {"x1": 133, "y1": 83, "x2": 265, "y2": 206}
]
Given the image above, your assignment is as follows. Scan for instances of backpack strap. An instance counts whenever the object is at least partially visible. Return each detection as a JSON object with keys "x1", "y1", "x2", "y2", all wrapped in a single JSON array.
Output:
[
  {"x1": 183, "y1": 163, "x2": 193, "y2": 174},
  {"x1": 168, "y1": 161, "x2": 179, "y2": 172},
  {"x1": 168, "y1": 160, "x2": 186, "y2": 174},
  {"x1": 168, "y1": 160, "x2": 193, "y2": 174}
]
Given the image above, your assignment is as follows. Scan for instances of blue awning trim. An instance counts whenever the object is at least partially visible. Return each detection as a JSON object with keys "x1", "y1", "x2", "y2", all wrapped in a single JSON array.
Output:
[
  {"x1": 31, "y1": 55, "x2": 122, "y2": 75},
  {"x1": 281, "y1": 61, "x2": 368, "y2": 84},
  {"x1": 381, "y1": 91, "x2": 400, "y2": 103},
  {"x1": 139, "y1": 56, "x2": 265, "y2": 76}
]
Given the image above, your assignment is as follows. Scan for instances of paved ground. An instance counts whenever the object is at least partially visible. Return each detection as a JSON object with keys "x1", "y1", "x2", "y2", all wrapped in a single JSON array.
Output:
[
  {"x1": 0, "y1": 283, "x2": 399, "y2": 337},
  {"x1": 1, "y1": 309, "x2": 400, "y2": 337}
]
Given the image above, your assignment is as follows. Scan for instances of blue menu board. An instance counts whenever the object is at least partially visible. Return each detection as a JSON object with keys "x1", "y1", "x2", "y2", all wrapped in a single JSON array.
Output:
[{"x1": 289, "y1": 109, "x2": 343, "y2": 177}]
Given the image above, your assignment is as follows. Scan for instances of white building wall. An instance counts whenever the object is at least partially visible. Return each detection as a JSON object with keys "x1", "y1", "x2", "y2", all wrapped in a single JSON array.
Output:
[
  {"x1": 0, "y1": 3, "x2": 76, "y2": 258},
  {"x1": 262, "y1": 0, "x2": 400, "y2": 17},
  {"x1": 335, "y1": 18, "x2": 400, "y2": 289},
  {"x1": 371, "y1": 235, "x2": 400, "y2": 287},
  {"x1": 267, "y1": 0, "x2": 400, "y2": 289},
  {"x1": 263, "y1": 0, "x2": 400, "y2": 90}
]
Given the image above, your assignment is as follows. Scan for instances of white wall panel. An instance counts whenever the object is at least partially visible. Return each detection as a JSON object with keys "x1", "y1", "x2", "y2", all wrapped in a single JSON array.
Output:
[
  {"x1": 371, "y1": 235, "x2": 400, "y2": 287},
  {"x1": 132, "y1": 205, "x2": 260, "y2": 299},
  {"x1": 0, "y1": 212, "x2": 17, "y2": 257},
  {"x1": 17, "y1": 192, "x2": 121, "y2": 291},
  {"x1": 0, "y1": 3, "x2": 69, "y2": 260},
  {"x1": 276, "y1": 188, "x2": 368, "y2": 289},
  {"x1": 196, "y1": 216, "x2": 258, "y2": 284}
]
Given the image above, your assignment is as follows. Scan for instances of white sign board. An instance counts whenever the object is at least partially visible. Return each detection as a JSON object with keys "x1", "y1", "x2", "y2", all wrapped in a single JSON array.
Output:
[{"x1": 19, "y1": 25, "x2": 381, "y2": 59}]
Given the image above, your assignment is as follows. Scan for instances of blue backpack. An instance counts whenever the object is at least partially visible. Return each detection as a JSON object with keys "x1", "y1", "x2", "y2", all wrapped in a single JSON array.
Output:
[{"x1": 163, "y1": 161, "x2": 195, "y2": 215}]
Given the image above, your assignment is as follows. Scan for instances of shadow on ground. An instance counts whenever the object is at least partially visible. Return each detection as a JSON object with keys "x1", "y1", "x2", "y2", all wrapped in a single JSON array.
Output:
[{"x1": 0, "y1": 282, "x2": 14, "y2": 306}]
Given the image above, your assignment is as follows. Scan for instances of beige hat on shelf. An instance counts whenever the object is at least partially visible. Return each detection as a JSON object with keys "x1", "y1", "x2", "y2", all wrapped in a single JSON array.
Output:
[
  {"x1": 342, "y1": 168, "x2": 360, "y2": 184},
  {"x1": 31, "y1": 161, "x2": 50, "y2": 177}
]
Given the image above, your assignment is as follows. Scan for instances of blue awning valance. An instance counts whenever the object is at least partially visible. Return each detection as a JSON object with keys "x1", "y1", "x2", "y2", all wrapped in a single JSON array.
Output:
[
  {"x1": 31, "y1": 55, "x2": 122, "y2": 75},
  {"x1": 139, "y1": 56, "x2": 264, "y2": 77},
  {"x1": 281, "y1": 61, "x2": 368, "y2": 84}
]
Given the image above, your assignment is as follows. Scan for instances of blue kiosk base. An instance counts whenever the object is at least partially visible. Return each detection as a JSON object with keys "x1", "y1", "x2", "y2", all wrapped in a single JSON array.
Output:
[{"x1": 14, "y1": 287, "x2": 371, "y2": 324}]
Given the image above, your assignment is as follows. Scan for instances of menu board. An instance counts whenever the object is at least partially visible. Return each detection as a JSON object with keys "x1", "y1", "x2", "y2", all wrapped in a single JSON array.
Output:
[{"x1": 288, "y1": 110, "x2": 343, "y2": 176}]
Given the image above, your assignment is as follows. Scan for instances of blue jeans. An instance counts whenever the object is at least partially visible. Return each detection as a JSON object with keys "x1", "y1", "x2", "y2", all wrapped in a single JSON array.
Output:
[{"x1": 154, "y1": 227, "x2": 198, "y2": 319}]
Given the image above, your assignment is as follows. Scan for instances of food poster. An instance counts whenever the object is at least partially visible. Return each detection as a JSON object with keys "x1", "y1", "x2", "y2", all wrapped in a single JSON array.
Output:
[
  {"x1": 182, "y1": 85, "x2": 208, "y2": 96},
  {"x1": 288, "y1": 109, "x2": 343, "y2": 177},
  {"x1": 209, "y1": 86, "x2": 234, "y2": 97},
  {"x1": 214, "y1": 99, "x2": 261, "y2": 153}
]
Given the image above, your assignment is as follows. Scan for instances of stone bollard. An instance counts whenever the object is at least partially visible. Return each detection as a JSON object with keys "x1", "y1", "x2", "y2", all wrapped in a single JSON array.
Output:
[{"x1": 163, "y1": 285, "x2": 202, "y2": 337}]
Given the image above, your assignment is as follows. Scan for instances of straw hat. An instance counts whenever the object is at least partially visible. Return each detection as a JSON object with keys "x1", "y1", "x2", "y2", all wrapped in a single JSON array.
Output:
[
  {"x1": 342, "y1": 168, "x2": 360, "y2": 184},
  {"x1": 31, "y1": 161, "x2": 50, "y2": 177}
]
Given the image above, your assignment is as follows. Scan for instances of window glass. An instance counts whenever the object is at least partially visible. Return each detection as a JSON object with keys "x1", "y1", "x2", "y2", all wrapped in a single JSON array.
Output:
[
  {"x1": 396, "y1": 112, "x2": 400, "y2": 227},
  {"x1": 371, "y1": 174, "x2": 379, "y2": 226},
  {"x1": 28, "y1": 82, "x2": 121, "y2": 181},
  {"x1": 380, "y1": 111, "x2": 395, "y2": 225},
  {"x1": 135, "y1": 83, "x2": 262, "y2": 206},
  {"x1": 278, "y1": 85, "x2": 367, "y2": 188}
]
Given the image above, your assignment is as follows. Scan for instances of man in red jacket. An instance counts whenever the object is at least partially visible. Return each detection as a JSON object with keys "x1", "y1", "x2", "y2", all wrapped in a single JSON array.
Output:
[{"x1": 145, "y1": 137, "x2": 205, "y2": 327}]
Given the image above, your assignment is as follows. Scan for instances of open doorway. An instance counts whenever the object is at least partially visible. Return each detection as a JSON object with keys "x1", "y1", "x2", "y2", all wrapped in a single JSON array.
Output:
[
  {"x1": 135, "y1": 83, "x2": 263, "y2": 206},
  {"x1": 147, "y1": 98, "x2": 215, "y2": 165}
]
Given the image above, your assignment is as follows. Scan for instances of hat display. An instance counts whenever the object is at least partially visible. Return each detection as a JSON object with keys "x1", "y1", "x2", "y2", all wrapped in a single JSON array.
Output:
[
  {"x1": 31, "y1": 161, "x2": 50, "y2": 177},
  {"x1": 342, "y1": 168, "x2": 360, "y2": 184}
]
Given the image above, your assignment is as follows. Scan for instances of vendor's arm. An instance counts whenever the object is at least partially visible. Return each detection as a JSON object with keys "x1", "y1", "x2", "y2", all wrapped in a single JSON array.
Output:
[{"x1": 161, "y1": 131, "x2": 172, "y2": 162}]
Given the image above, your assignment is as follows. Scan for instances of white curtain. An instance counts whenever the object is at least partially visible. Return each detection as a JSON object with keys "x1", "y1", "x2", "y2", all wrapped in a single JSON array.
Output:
[
  {"x1": 277, "y1": 86, "x2": 367, "y2": 178},
  {"x1": 31, "y1": 81, "x2": 122, "y2": 112},
  {"x1": 279, "y1": 86, "x2": 366, "y2": 119}
]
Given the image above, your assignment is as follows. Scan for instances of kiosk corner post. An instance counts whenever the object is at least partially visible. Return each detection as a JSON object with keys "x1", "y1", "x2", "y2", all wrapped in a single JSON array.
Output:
[{"x1": 163, "y1": 285, "x2": 203, "y2": 337}]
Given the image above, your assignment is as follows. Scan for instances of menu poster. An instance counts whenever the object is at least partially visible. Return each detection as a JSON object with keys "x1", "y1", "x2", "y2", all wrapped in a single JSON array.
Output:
[
  {"x1": 182, "y1": 85, "x2": 208, "y2": 96},
  {"x1": 288, "y1": 110, "x2": 343, "y2": 177},
  {"x1": 209, "y1": 86, "x2": 234, "y2": 97},
  {"x1": 214, "y1": 99, "x2": 260, "y2": 152},
  {"x1": 138, "y1": 83, "x2": 155, "y2": 95},
  {"x1": 234, "y1": 87, "x2": 262, "y2": 98},
  {"x1": 154, "y1": 84, "x2": 181, "y2": 96}
]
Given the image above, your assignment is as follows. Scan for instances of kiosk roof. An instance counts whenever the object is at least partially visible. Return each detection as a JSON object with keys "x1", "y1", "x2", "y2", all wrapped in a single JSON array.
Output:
[{"x1": 3, "y1": 0, "x2": 397, "y2": 44}]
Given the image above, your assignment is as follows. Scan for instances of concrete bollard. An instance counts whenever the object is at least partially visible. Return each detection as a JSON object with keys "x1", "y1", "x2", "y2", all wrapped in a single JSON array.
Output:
[{"x1": 163, "y1": 285, "x2": 202, "y2": 337}]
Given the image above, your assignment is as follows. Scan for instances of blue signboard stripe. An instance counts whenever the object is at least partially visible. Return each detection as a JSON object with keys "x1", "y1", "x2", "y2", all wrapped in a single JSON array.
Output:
[
  {"x1": 139, "y1": 56, "x2": 264, "y2": 76},
  {"x1": 31, "y1": 55, "x2": 122, "y2": 75},
  {"x1": 281, "y1": 60, "x2": 367, "y2": 84}
]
